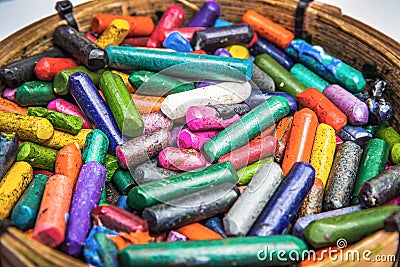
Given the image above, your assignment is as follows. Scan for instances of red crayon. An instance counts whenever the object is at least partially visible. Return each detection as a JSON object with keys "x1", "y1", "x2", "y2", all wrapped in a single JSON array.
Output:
[{"x1": 34, "y1": 57, "x2": 79, "y2": 81}]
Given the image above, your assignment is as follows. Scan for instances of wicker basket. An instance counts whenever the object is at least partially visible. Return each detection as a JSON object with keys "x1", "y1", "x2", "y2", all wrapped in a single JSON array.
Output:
[{"x1": 0, "y1": 0, "x2": 399, "y2": 266}]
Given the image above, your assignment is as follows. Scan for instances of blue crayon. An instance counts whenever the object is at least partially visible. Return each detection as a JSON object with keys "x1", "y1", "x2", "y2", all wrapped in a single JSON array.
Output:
[
  {"x1": 285, "y1": 39, "x2": 366, "y2": 93},
  {"x1": 106, "y1": 46, "x2": 253, "y2": 82},
  {"x1": 163, "y1": 32, "x2": 193, "y2": 53},
  {"x1": 83, "y1": 226, "x2": 118, "y2": 267},
  {"x1": 248, "y1": 162, "x2": 315, "y2": 236},
  {"x1": 212, "y1": 19, "x2": 232, "y2": 28},
  {"x1": 116, "y1": 196, "x2": 132, "y2": 212},
  {"x1": 292, "y1": 205, "x2": 362, "y2": 239},
  {"x1": 249, "y1": 37, "x2": 293, "y2": 69},
  {"x1": 338, "y1": 125, "x2": 373, "y2": 147},
  {"x1": 10, "y1": 174, "x2": 49, "y2": 230},
  {"x1": 205, "y1": 217, "x2": 227, "y2": 238},
  {"x1": 69, "y1": 72, "x2": 124, "y2": 154},
  {"x1": 0, "y1": 132, "x2": 18, "y2": 180}
]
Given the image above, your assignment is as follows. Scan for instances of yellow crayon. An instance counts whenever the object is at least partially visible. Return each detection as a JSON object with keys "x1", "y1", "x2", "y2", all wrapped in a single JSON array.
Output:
[
  {"x1": 0, "y1": 162, "x2": 33, "y2": 219},
  {"x1": 38, "y1": 129, "x2": 92, "y2": 150},
  {"x1": 95, "y1": 19, "x2": 131, "y2": 49},
  {"x1": 310, "y1": 123, "x2": 336, "y2": 186},
  {"x1": 0, "y1": 111, "x2": 53, "y2": 142},
  {"x1": 225, "y1": 45, "x2": 250, "y2": 59},
  {"x1": 111, "y1": 70, "x2": 136, "y2": 93}
]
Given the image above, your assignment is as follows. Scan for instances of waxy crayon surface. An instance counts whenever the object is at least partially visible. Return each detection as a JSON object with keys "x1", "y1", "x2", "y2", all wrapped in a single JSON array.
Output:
[
  {"x1": 91, "y1": 14, "x2": 154, "y2": 37},
  {"x1": 323, "y1": 141, "x2": 362, "y2": 211},
  {"x1": 158, "y1": 147, "x2": 209, "y2": 172},
  {"x1": 290, "y1": 63, "x2": 330, "y2": 91},
  {"x1": 38, "y1": 129, "x2": 91, "y2": 150},
  {"x1": 202, "y1": 96, "x2": 289, "y2": 163},
  {"x1": 17, "y1": 141, "x2": 57, "y2": 171},
  {"x1": 47, "y1": 98, "x2": 92, "y2": 129},
  {"x1": 28, "y1": 107, "x2": 84, "y2": 135},
  {"x1": 224, "y1": 162, "x2": 284, "y2": 236},
  {"x1": 127, "y1": 161, "x2": 238, "y2": 210},
  {"x1": 249, "y1": 37, "x2": 293, "y2": 69},
  {"x1": 255, "y1": 54, "x2": 306, "y2": 98},
  {"x1": 337, "y1": 125, "x2": 372, "y2": 147},
  {"x1": 142, "y1": 183, "x2": 238, "y2": 233},
  {"x1": 296, "y1": 88, "x2": 347, "y2": 133},
  {"x1": 187, "y1": 0, "x2": 220, "y2": 27},
  {"x1": 69, "y1": 72, "x2": 124, "y2": 154},
  {"x1": 133, "y1": 162, "x2": 178, "y2": 185},
  {"x1": 0, "y1": 97, "x2": 28, "y2": 115},
  {"x1": 177, "y1": 128, "x2": 218, "y2": 150},
  {"x1": 205, "y1": 217, "x2": 227, "y2": 238},
  {"x1": 55, "y1": 143, "x2": 82, "y2": 185},
  {"x1": 376, "y1": 126, "x2": 400, "y2": 148},
  {"x1": 358, "y1": 164, "x2": 400, "y2": 207},
  {"x1": 82, "y1": 129, "x2": 109, "y2": 164},
  {"x1": 0, "y1": 132, "x2": 18, "y2": 180},
  {"x1": 303, "y1": 205, "x2": 400, "y2": 248},
  {"x1": 11, "y1": 174, "x2": 49, "y2": 230},
  {"x1": 34, "y1": 57, "x2": 78, "y2": 81},
  {"x1": 53, "y1": 25, "x2": 108, "y2": 70},
  {"x1": 104, "y1": 154, "x2": 119, "y2": 182},
  {"x1": 352, "y1": 138, "x2": 389, "y2": 204},
  {"x1": 112, "y1": 169, "x2": 137, "y2": 195},
  {"x1": 15, "y1": 81, "x2": 56, "y2": 106},
  {"x1": 0, "y1": 162, "x2": 33, "y2": 219},
  {"x1": 236, "y1": 157, "x2": 274, "y2": 186},
  {"x1": 323, "y1": 84, "x2": 369, "y2": 125},
  {"x1": 248, "y1": 162, "x2": 315, "y2": 236},
  {"x1": 296, "y1": 178, "x2": 324, "y2": 218},
  {"x1": 309, "y1": 123, "x2": 336, "y2": 186},
  {"x1": 63, "y1": 162, "x2": 107, "y2": 256},
  {"x1": 282, "y1": 108, "x2": 318, "y2": 175},
  {"x1": 95, "y1": 19, "x2": 131, "y2": 49},
  {"x1": 251, "y1": 63, "x2": 275, "y2": 92},
  {"x1": 163, "y1": 32, "x2": 193, "y2": 52},
  {"x1": 100, "y1": 71, "x2": 143, "y2": 138}
]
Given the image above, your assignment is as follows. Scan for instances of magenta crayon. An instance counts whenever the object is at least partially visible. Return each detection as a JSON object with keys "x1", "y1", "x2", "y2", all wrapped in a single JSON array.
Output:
[
  {"x1": 92, "y1": 205, "x2": 148, "y2": 233},
  {"x1": 142, "y1": 112, "x2": 173, "y2": 135},
  {"x1": 47, "y1": 98, "x2": 92, "y2": 129},
  {"x1": 186, "y1": 105, "x2": 242, "y2": 131},
  {"x1": 147, "y1": 5, "x2": 185, "y2": 48},
  {"x1": 217, "y1": 136, "x2": 277, "y2": 170},
  {"x1": 116, "y1": 128, "x2": 171, "y2": 169},
  {"x1": 2, "y1": 88, "x2": 17, "y2": 101},
  {"x1": 158, "y1": 147, "x2": 210, "y2": 172},
  {"x1": 62, "y1": 162, "x2": 107, "y2": 256},
  {"x1": 158, "y1": 27, "x2": 204, "y2": 42},
  {"x1": 177, "y1": 128, "x2": 219, "y2": 150},
  {"x1": 385, "y1": 196, "x2": 400, "y2": 206},
  {"x1": 336, "y1": 135, "x2": 343, "y2": 146},
  {"x1": 323, "y1": 84, "x2": 369, "y2": 126}
]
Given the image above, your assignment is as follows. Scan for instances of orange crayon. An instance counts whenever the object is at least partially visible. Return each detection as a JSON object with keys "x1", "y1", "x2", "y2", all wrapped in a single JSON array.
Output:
[
  {"x1": 282, "y1": 108, "x2": 318, "y2": 175},
  {"x1": 176, "y1": 223, "x2": 223, "y2": 240},
  {"x1": 91, "y1": 14, "x2": 154, "y2": 37},
  {"x1": 241, "y1": 10, "x2": 294, "y2": 49},
  {"x1": 131, "y1": 93, "x2": 164, "y2": 114},
  {"x1": 0, "y1": 97, "x2": 28, "y2": 114},
  {"x1": 55, "y1": 143, "x2": 82, "y2": 185},
  {"x1": 32, "y1": 174, "x2": 74, "y2": 248},
  {"x1": 274, "y1": 116, "x2": 293, "y2": 163}
]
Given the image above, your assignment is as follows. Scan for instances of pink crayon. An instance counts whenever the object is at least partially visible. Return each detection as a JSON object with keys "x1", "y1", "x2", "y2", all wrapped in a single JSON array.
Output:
[
  {"x1": 47, "y1": 98, "x2": 92, "y2": 129},
  {"x1": 2, "y1": 88, "x2": 17, "y2": 101},
  {"x1": 142, "y1": 111, "x2": 173, "y2": 135},
  {"x1": 177, "y1": 128, "x2": 219, "y2": 150},
  {"x1": 186, "y1": 105, "x2": 241, "y2": 131},
  {"x1": 158, "y1": 147, "x2": 210, "y2": 172},
  {"x1": 384, "y1": 195, "x2": 400, "y2": 206}
]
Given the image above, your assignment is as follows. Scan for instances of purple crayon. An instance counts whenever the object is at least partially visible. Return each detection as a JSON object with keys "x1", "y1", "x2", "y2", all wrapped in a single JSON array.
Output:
[
  {"x1": 186, "y1": 104, "x2": 250, "y2": 131},
  {"x1": 62, "y1": 162, "x2": 107, "y2": 256},
  {"x1": 323, "y1": 84, "x2": 369, "y2": 125},
  {"x1": 177, "y1": 128, "x2": 219, "y2": 150},
  {"x1": 69, "y1": 72, "x2": 124, "y2": 154},
  {"x1": 142, "y1": 112, "x2": 173, "y2": 135},
  {"x1": 214, "y1": 48, "x2": 232, "y2": 57},
  {"x1": 116, "y1": 128, "x2": 171, "y2": 169},
  {"x1": 186, "y1": 0, "x2": 220, "y2": 27},
  {"x1": 167, "y1": 230, "x2": 188, "y2": 242},
  {"x1": 158, "y1": 147, "x2": 210, "y2": 172},
  {"x1": 2, "y1": 88, "x2": 17, "y2": 101}
]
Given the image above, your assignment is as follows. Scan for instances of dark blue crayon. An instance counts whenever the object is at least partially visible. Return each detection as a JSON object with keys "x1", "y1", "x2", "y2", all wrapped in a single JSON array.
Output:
[
  {"x1": 248, "y1": 162, "x2": 315, "y2": 236},
  {"x1": 0, "y1": 132, "x2": 18, "y2": 180},
  {"x1": 10, "y1": 174, "x2": 49, "y2": 230},
  {"x1": 116, "y1": 196, "x2": 132, "y2": 212},
  {"x1": 244, "y1": 90, "x2": 297, "y2": 115},
  {"x1": 187, "y1": 0, "x2": 220, "y2": 27},
  {"x1": 337, "y1": 125, "x2": 373, "y2": 147},
  {"x1": 163, "y1": 32, "x2": 193, "y2": 53},
  {"x1": 82, "y1": 226, "x2": 118, "y2": 267},
  {"x1": 293, "y1": 205, "x2": 362, "y2": 240},
  {"x1": 69, "y1": 72, "x2": 124, "y2": 154},
  {"x1": 249, "y1": 37, "x2": 293, "y2": 69},
  {"x1": 205, "y1": 217, "x2": 227, "y2": 238}
]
